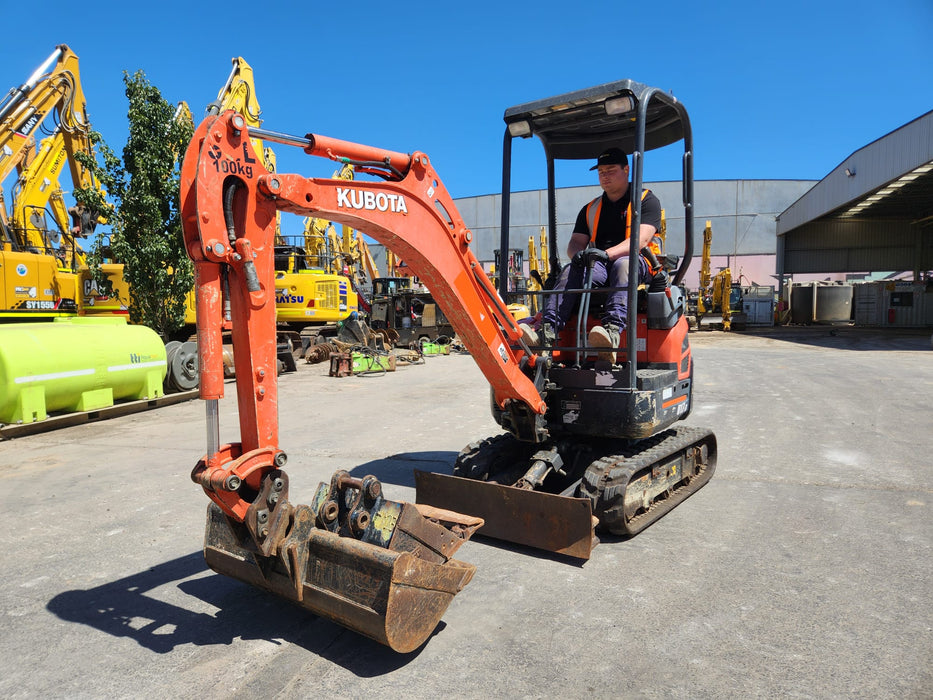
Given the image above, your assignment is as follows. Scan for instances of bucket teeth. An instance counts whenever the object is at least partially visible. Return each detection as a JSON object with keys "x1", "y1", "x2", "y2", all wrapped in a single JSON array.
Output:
[{"x1": 201, "y1": 472, "x2": 483, "y2": 652}]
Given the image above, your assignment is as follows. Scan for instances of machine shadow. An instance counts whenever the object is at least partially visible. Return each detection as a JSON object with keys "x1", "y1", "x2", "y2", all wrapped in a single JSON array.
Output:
[
  {"x1": 344, "y1": 450, "x2": 459, "y2": 488},
  {"x1": 734, "y1": 325, "x2": 933, "y2": 351},
  {"x1": 45, "y1": 551, "x2": 437, "y2": 674}
]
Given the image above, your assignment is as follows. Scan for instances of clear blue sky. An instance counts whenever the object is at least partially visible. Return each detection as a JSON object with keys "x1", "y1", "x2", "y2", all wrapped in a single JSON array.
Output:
[{"x1": 2, "y1": 0, "x2": 931, "y2": 221}]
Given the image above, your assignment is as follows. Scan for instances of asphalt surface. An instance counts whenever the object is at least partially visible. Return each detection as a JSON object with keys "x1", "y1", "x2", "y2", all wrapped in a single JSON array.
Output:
[{"x1": 1, "y1": 326, "x2": 931, "y2": 699}]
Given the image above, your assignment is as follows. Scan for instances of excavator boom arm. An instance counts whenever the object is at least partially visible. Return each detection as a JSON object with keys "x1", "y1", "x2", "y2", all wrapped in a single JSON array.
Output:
[
  {"x1": 181, "y1": 111, "x2": 544, "y2": 517},
  {"x1": 0, "y1": 46, "x2": 95, "y2": 189}
]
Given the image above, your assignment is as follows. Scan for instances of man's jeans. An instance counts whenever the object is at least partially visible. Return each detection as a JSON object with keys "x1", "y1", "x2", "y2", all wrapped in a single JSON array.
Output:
[{"x1": 542, "y1": 255, "x2": 649, "y2": 331}]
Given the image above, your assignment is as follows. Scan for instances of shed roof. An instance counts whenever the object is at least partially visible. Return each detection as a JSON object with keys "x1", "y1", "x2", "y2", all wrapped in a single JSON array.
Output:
[{"x1": 776, "y1": 111, "x2": 933, "y2": 276}]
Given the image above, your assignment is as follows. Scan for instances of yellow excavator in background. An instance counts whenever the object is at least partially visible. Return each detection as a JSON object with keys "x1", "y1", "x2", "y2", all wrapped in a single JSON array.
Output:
[
  {"x1": 0, "y1": 45, "x2": 203, "y2": 410},
  {"x1": 205, "y1": 57, "x2": 278, "y2": 185},
  {"x1": 526, "y1": 226, "x2": 549, "y2": 314},
  {"x1": 5, "y1": 125, "x2": 131, "y2": 317},
  {"x1": 490, "y1": 247, "x2": 531, "y2": 321},
  {"x1": 356, "y1": 230, "x2": 380, "y2": 284},
  {"x1": 270, "y1": 162, "x2": 360, "y2": 326},
  {"x1": 8, "y1": 127, "x2": 76, "y2": 259},
  {"x1": 385, "y1": 249, "x2": 398, "y2": 277},
  {"x1": 490, "y1": 229, "x2": 552, "y2": 322},
  {"x1": 0, "y1": 44, "x2": 122, "y2": 322},
  {"x1": 0, "y1": 46, "x2": 88, "y2": 186},
  {"x1": 208, "y1": 58, "x2": 359, "y2": 329},
  {"x1": 691, "y1": 220, "x2": 746, "y2": 331}
]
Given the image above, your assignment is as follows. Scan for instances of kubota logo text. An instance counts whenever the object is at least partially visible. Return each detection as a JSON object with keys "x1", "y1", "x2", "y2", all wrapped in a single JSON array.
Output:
[{"x1": 336, "y1": 187, "x2": 408, "y2": 214}]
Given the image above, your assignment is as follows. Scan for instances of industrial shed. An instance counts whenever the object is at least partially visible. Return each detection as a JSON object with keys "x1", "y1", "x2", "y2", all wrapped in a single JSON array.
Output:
[
  {"x1": 369, "y1": 110, "x2": 932, "y2": 296},
  {"x1": 776, "y1": 110, "x2": 933, "y2": 281},
  {"x1": 444, "y1": 179, "x2": 815, "y2": 289}
]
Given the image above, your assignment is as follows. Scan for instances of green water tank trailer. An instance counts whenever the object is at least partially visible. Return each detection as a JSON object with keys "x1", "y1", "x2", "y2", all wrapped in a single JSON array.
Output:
[{"x1": 0, "y1": 317, "x2": 168, "y2": 424}]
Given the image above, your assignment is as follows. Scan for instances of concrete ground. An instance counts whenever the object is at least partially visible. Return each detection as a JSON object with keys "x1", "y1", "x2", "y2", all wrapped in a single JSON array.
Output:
[{"x1": 1, "y1": 326, "x2": 931, "y2": 699}]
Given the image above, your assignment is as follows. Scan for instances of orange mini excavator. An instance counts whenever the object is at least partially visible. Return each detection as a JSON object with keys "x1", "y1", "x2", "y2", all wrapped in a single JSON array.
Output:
[{"x1": 180, "y1": 79, "x2": 716, "y2": 651}]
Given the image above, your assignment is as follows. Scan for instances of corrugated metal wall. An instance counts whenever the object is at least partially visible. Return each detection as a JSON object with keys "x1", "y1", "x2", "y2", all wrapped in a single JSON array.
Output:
[
  {"x1": 778, "y1": 219, "x2": 933, "y2": 274},
  {"x1": 853, "y1": 281, "x2": 933, "y2": 327}
]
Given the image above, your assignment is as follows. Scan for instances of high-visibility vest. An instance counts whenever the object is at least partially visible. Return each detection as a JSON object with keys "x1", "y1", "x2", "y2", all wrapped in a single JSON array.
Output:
[{"x1": 585, "y1": 189, "x2": 662, "y2": 258}]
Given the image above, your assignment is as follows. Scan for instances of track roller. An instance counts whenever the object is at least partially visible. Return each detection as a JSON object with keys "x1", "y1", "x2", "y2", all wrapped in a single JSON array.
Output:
[{"x1": 580, "y1": 426, "x2": 717, "y2": 536}]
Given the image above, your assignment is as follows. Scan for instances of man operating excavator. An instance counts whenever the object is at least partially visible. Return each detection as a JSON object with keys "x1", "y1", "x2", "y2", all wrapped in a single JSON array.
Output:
[{"x1": 522, "y1": 147, "x2": 663, "y2": 362}]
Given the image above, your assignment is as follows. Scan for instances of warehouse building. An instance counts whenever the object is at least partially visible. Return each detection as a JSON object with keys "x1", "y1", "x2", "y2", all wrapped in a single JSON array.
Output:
[
  {"x1": 370, "y1": 179, "x2": 818, "y2": 290},
  {"x1": 452, "y1": 179, "x2": 815, "y2": 290},
  {"x1": 370, "y1": 109, "x2": 932, "y2": 327}
]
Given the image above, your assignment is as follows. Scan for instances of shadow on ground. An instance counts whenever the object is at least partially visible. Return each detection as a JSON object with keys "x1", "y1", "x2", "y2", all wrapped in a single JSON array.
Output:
[
  {"x1": 725, "y1": 325, "x2": 932, "y2": 351},
  {"x1": 345, "y1": 451, "x2": 458, "y2": 488},
  {"x1": 46, "y1": 550, "x2": 441, "y2": 675}
]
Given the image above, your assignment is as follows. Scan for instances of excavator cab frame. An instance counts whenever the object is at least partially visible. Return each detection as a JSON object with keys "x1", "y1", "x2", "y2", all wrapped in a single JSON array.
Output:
[{"x1": 500, "y1": 80, "x2": 695, "y2": 365}]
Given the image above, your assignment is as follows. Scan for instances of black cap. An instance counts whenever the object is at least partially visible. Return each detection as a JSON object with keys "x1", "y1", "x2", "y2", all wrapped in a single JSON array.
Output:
[{"x1": 589, "y1": 147, "x2": 629, "y2": 170}]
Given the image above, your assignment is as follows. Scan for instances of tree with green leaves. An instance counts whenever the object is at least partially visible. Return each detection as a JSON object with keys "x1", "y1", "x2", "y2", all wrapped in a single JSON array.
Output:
[{"x1": 76, "y1": 69, "x2": 194, "y2": 339}]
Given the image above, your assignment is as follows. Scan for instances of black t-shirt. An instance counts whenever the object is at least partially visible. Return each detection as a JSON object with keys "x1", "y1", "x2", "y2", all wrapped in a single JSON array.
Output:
[{"x1": 573, "y1": 188, "x2": 662, "y2": 251}]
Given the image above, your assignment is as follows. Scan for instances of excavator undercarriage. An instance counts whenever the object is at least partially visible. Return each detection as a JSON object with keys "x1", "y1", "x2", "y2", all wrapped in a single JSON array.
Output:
[{"x1": 418, "y1": 406, "x2": 717, "y2": 560}]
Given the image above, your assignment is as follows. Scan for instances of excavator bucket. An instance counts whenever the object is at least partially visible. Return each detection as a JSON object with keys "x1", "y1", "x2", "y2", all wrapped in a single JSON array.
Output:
[
  {"x1": 202, "y1": 472, "x2": 483, "y2": 653},
  {"x1": 414, "y1": 470, "x2": 598, "y2": 560}
]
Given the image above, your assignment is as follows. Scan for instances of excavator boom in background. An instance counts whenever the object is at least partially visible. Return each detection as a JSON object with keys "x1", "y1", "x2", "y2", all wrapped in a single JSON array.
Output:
[
  {"x1": 0, "y1": 44, "x2": 122, "y2": 322},
  {"x1": 207, "y1": 57, "x2": 360, "y2": 330},
  {"x1": 688, "y1": 220, "x2": 747, "y2": 330},
  {"x1": 8, "y1": 127, "x2": 75, "y2": 260}
]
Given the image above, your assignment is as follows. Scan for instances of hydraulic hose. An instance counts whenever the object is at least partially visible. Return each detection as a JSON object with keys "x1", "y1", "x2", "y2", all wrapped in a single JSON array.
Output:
[{"x1": 223, "y1": 179, "x2": 260, "y2": 292}]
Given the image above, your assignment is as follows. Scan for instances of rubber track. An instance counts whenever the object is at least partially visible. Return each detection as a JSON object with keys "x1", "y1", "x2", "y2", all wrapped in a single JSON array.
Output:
[
  {"x1": 580, "y1": 425, "x2": 716, "y2": 536},
  {"x1": 453, "y1": 433, "x2": 533, "y2": 483}
]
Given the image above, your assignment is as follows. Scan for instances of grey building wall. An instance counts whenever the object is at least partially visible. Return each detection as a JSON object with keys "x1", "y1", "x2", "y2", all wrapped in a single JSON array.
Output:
[{"x1": 369, "y1": 179, "x2": 816, "y2": 272}]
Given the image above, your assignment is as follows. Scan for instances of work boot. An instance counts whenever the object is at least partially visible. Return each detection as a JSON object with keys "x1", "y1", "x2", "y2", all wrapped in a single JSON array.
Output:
[
  {"x1": 520, "y1": 322, "x2": 556, "y2": 355},
  {"x1": 519, "y1": 322, "x2": 539, "y2": 346},
  {"x1": 588, "y1": 323, "x2": 621, "y2": 363}
]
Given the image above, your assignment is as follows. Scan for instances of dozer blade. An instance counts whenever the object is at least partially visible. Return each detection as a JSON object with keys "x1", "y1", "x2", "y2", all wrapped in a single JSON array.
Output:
[
  {"x1": 414, "y1": 470, "x2": 598, "y2": 560},
  {"x1": 203, "y1": 473, "x2": 484, "y2": 653}
]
